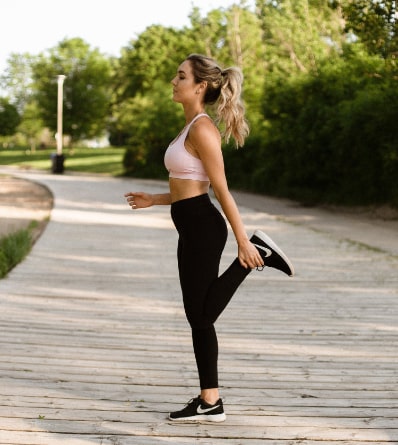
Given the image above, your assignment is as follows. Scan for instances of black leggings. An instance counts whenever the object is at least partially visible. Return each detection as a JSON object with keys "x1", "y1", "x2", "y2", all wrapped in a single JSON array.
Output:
[{"x1": 171, "y1": 194, "x2": 251, "y2": 389}]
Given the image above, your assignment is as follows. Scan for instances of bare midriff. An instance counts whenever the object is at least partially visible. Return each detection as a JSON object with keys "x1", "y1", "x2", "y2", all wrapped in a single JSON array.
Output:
[{"x1": 169, "y1": 177, "x2": 210, "y2": 203}]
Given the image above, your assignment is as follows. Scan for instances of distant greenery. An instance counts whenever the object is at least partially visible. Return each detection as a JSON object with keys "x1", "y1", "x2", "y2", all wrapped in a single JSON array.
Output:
[
  {"x1": 227, "y1": 46, "x2": 398, "y2": 206},
  {"x1": 0, "y1": 227, "x2": 33, "y2": 278},
  {"x1": 0, "y1": 147, "x2": 126, "y2": 176}
]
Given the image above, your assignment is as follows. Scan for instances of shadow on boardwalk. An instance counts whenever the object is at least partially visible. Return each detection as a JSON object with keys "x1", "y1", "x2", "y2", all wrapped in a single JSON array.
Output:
[{"x1": 0, "y1": 169, "x2": 397, "y2": 445}]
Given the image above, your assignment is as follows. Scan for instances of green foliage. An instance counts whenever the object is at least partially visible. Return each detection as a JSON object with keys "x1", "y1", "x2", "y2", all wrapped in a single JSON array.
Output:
[
  {"x1": 0, "y1": 98, "x2": 20, "y2": 136},
  {"x1": 246, "y1": 46, "x2": 398, "y2": 206},
  {"x1": 32, "y1": 38, "x2": 112, "y2": 143},
  {"x1": 0, "y1": 53, "x2": 34, "y2": 112},
  {"x1": 0, "y1": 54, "x2": 45, "y2": 148},
  {"x1": 256, "y1": 0, "x2": 345, "y2": 76},
  {"x1": 115, "y1": 25, "x2": 196, "y2": 101},
  {"x1": 339, "y1": 0, "x2": 398, "y2": 59},
  {"x1": 0, "y1": 251, "x2": 7, "y2": 277},
  {"x1": 0, "y1": 228, "x2": 32, "y2": 278},
  {"x1": 17, "y1": 101, "x2": 45, "y2": 150}
]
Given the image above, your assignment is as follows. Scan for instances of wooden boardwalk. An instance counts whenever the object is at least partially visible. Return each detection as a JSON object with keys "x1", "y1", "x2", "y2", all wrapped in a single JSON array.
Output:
[{"x1": 1, "y1": 170, "x2": 397, "y2": 445}]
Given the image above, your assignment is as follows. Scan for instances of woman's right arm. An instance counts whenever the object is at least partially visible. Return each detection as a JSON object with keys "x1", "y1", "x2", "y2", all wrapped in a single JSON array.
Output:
[{"x1": 125, "y1": 192, "x2": 172, "y2": 210}]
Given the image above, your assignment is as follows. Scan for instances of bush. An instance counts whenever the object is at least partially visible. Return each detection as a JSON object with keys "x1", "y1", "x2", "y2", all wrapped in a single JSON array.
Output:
[{"x1": 235, "y1": 47, "x2": 398, "y2": 207}]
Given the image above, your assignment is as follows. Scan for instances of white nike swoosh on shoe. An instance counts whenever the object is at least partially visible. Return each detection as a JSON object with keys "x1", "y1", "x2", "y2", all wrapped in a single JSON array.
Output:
[
  {"x1": 197, "y1": 405, "x2": 220, "y2": 414},
  {"x1": 253, "y1": 243, "x2": 272, "y2": 257}
]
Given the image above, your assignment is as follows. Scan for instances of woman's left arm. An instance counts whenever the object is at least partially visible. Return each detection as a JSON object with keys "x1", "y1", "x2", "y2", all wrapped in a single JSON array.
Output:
[{"x1": 188, "y1": 120, "x2": 263, "y2": 269}]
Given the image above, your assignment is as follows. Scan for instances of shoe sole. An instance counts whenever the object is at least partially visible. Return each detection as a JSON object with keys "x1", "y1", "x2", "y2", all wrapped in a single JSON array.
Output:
[
  {"x1": 253, "y1": 230, "x2": 295, "y2": 277},
  {"x1": 168, "y1": 413, "x2": 226, "y2": 423}
]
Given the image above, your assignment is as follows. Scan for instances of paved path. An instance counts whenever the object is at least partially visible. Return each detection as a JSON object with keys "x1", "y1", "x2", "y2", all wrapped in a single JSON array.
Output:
[{"x1": 0, "y1": 168, "x2": 397, "y2": 445}]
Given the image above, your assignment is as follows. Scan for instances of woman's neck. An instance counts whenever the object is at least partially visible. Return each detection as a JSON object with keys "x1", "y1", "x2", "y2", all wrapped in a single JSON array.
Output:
[{"x1": 183, "y1": 107, "x2": 206, "y2": 125}]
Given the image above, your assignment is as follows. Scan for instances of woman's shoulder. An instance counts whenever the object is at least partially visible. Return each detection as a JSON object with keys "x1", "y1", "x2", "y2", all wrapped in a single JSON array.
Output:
[
  {"x1": 187, "y1": 116, "x2": 222, "y2": 157},
  {"x1": 190, "y1": 115, "x2": 220, "y2": 141}
]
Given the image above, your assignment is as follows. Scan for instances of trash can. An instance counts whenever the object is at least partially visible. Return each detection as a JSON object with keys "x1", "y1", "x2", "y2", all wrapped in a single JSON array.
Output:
[{"x1": 51, "y1": 153, "x2": 65, "y2": 174}]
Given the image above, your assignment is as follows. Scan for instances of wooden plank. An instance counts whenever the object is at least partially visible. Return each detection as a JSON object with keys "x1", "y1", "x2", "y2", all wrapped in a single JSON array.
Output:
[
  {"x1": 1, "y1": 417, "x2": 398, "y2": 441},
  {"x1": 1, "y1": 360, "x2": 397, "y2": 386},
  {"x1": 0, "y1": 432, "x2": 394, "y2": 445},
  {"x1": 2, "y1": 406, "x2": 398, "y2": 430}
]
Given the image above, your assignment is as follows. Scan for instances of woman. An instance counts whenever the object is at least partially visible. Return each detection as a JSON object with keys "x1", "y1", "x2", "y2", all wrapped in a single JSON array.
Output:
[{"x1": 125, "y1": 54, "x2": 294, "y2": 423}]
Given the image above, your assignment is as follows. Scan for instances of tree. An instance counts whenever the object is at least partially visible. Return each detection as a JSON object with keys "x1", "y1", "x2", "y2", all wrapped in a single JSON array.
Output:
[
  {"x1": 0, "y1": 53, "x2": 34, "y2": 113},
  {"x1": 256, "y1": 0, "x2": 345, "y2": 76},
  {"x1": 338, "y1": 0, "x2": 398, "y2": 59},
  {"x1": 32, "y1": 38, "x2": 112, "y2": 144},
  {"x1": 188, "y1": 6, "x2": 228, "y2": 60},
  {"x1": 225, "y1": 4, "x2": 268, "y2": 130},
  {"x1": 0, "y1": 98, "x2": 20, "y2": 137},
  {"x1": 190, "y1": 3, "x2": 267, "y2": 121},
  {"x1": 0, "y1": 53, "x2": 45, "y2": 148},
  {"x1": 110, "y1": 25, "x2": 190, "y2": 151},
  {"x1": 17, "y1": 102, "x2": 45, "y2": 151},
  {"x1": 115, "y1": 25, "x2": 194, "y2": 102},
  {"x1": 114, "y1": 4, "x2": 260, "y2": 105}
]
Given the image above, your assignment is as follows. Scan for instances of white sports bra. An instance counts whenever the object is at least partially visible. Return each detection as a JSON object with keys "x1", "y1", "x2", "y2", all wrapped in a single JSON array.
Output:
[{"x1": 164, "y1": 113, "x2": 210, "y2": 181}]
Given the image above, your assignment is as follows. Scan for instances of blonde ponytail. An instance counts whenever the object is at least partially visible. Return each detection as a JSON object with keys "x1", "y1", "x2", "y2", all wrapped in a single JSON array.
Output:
[{"x1": 186, "y1": 54, "x2": 249, "y2": 147}]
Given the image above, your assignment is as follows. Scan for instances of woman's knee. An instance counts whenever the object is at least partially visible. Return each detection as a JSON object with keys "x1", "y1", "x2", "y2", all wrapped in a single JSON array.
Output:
[{"x1": 185, "y1": 307, "x2": 212, "y2": 329}]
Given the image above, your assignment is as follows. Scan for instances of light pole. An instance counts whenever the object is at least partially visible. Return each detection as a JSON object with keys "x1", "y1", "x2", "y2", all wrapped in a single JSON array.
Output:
[
  {"x1": 57, "y1": 74, "x2": 66, "y2": 155},
  {"x1": 52, "y1": 74, "x2": 66, "y2": 173}
]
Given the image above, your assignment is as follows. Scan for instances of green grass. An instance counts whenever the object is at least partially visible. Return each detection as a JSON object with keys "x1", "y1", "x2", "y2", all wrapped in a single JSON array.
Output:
[
  {"x1": 0, "y1": 228, "x2": 32, "y2": 278},
  {"x1": 0, "y1": 147, "x2": 126, "y2": 176}
]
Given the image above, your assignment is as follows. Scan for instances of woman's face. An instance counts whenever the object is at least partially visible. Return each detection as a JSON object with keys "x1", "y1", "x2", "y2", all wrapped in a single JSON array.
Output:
[{"x1": 171, "y1": 60, "x2": 198, "y2": 104}]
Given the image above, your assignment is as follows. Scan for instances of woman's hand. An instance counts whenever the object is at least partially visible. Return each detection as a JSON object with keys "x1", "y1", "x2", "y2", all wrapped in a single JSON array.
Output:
[
  {"x1": 238, "y1": 239, "x2": 264, "y2": 270},
  {"x1": 124, "y1": 192, "x2": 154, "y2": 210}
]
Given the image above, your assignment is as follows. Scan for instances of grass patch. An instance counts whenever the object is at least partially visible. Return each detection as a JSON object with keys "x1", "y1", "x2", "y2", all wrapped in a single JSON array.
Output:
[
  {"x1": 0, "y1": 147, "x2": 126, "y2": 176},
  {"x1": 0, "y1": 228, "x2": 33, "y2": 278}
]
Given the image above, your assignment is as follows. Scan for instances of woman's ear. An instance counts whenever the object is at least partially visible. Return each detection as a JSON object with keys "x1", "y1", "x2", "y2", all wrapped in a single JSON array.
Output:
[{"x1": 196, "y1": 81, "x2": 207, "y2": 95}]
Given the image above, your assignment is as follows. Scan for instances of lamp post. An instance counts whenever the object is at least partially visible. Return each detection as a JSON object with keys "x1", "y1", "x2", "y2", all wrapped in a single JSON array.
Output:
[
  {"x1": 57, "y1": 75, "x2": 66, "y2": 155},
  {"x1": 52, "y1": 75, "x2": 66, "y2": 173}
]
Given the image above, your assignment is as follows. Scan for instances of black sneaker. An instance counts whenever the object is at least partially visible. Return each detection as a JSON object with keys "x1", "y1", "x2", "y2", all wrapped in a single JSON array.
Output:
[
  {"x1": 168, "y1": 396, "x2": 226, "y2": 422},
  {"x1": 250, "y1": 230, "x2": 295, "y2": 277}
]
